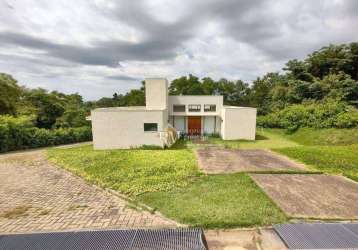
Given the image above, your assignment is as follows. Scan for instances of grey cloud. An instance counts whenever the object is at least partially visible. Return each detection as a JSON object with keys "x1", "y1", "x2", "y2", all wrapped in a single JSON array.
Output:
[
  {"x1": 0, "y1": 31, "x2": 182, "y2": 67},
  {"x1": 105, "y1": 75, "x2": 141, "y2": 81}
]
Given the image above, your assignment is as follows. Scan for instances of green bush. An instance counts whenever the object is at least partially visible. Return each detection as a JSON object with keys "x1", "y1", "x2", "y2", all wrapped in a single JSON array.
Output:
[
  {"x1": 0, "y1": 115, "x2": 92, "y2": 153},
  {"x1": 257, "y1": 100, "x2": 358, "y2": 130}
]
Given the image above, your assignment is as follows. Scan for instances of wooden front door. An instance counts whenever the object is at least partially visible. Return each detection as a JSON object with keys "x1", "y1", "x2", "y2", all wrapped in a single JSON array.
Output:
[{"x1": 188, "y1": 116, "x2": 201, "y2": 135}]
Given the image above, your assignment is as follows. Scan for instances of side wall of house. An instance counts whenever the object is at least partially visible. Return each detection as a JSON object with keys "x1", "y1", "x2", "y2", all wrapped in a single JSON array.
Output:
[
  {"x1": 91, "y1": 110, "x2": 166, "y2": 149},
  {"x1": 221, "y1": 107, "x2": 257, "y2": 140}
]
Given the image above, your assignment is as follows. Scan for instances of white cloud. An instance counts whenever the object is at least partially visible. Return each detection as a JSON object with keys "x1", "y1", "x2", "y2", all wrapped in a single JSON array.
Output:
[{"x1": 0, "y1": 0, "x2": 357, "y2": 100}]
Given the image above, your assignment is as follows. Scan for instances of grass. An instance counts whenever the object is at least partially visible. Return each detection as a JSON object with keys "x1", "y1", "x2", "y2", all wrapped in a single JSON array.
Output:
[
  {"x1": 48, "y1": 139, "x2": 287, "y2": 228},
  {"x1": 273, "y1": 128, "x2": 358, "y2": 146},
  {"x1": 207, "y1": 128, "x2": 299, "y2": 149},
  {"x1": 137, "y1": 174, "x2": 287, "y2": 228},
  {"x1": 47, "y1": 127, "x2": 358, "y2": 228},
  {"x1": 275, "y1": 144, "x2": 358, "y2": 181},
  {"x1": 47, "y1": 142, "x2": 199, "y2": 196}
]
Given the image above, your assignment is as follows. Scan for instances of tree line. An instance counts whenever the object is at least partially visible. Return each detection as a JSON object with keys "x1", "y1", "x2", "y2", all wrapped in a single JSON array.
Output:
[{"x1": 1, "y1": 42, "x2": 358, "y2": 132}]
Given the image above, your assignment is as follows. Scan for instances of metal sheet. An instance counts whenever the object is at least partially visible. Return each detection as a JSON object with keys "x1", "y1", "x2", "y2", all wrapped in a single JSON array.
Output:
[
  {"x1": 274, "y1": 223, "x2": 358, "y2": 249},
  {"x1": 0, "y1": 228, "x2": 207, "y2": 250}
]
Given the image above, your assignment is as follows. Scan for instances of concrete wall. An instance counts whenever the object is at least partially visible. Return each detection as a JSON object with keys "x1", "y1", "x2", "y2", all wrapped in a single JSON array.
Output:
[
  {"x1": 91, "y1": 108, "x2": 166, "y2": 149},
  {"x1": 145, "y1": 78, "x2": 168, "y2": 110},
  {"x1": 168, "y1": 95, "x2": 223, "y2": 116},
  {"x1": 221, "y1": 107, "x2": 257, "y2": 140}
]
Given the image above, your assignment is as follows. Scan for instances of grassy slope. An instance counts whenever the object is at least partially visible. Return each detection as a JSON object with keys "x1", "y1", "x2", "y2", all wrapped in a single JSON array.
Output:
[
  {"x1": 208, "y1": 128, "x2": 299, "y2": 149},
  {"x1": 138, "y1": 174, "x2": 286, "y2": 228},
  {"x1": 47, "y1": 144, "x2": 200, "y2": 196},
  {"x1": 48, "y1": 140, "x2": 287, "y2": 228}
]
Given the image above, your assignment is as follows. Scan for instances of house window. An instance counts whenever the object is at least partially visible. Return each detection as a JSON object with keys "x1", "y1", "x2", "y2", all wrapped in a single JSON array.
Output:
[
  {"x1": 173, "y1": 105, "x2": 185, "y2": 112},
  {"x1": 188, "y1": 104, "x2": 201, "y2": 112},
  {"x1": 144, "y1": 123, "x2": 158, "y2": 132},
  {"x1": 204, "y1": 104, "x2": 216, "y2": 112}
]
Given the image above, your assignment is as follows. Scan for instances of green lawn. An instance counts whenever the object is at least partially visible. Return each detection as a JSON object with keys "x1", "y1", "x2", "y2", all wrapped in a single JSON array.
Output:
[
  {"x1": 47, "y1": 144, "x2": 200, "y2": 196},
  {"x1": 207, "y1": 128, "x2": 299, "y2": 149},
  {"x1": 138, "y1": 174, "x2": 286, "y2": 228},
  {"x1": 47, "y1": 127, "x2": 358, "y2": 228},
  {"x1": 48, "y1": 140, "x2": 287, "y2": 228},
  {"x1": 275, "y1": 145, "x2": 358, "y2": 181}
]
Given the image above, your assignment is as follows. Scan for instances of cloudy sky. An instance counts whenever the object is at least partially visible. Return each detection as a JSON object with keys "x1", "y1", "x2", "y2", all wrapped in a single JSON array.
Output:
[{"x1": 0, "y1": 0, "x2": 357, "y2": 100}]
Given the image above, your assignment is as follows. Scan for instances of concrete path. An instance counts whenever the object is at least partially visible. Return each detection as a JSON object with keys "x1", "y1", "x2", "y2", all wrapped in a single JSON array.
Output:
[
  {"x1": 251, "y1": 174, "x2": 358, "y2": 219},
  {"x1": 196, "y1": 147, "x2": 306, "y2": 173},
  {"x1": 205, "y1": 228, "x2": 287, "y2": 250},
  {"x1": 0, "y1": 149, "x2": 176, "y2": 234}
]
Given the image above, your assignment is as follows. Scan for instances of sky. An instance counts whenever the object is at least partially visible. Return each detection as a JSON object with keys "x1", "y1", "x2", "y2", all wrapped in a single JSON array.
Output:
[{"x1": 0, "y1": 0, "x2": 357, "y2": 100}]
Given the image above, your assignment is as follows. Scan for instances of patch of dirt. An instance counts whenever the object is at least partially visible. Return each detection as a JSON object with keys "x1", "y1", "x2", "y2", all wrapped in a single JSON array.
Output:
[
  {"x1": 196, "y1": 147, "x2": 306, "y2": 173},
  {"x1": 251, "y1": 174, "x2": 358, "y2": 219},
  {"x1": 0, "y1": 206, "x2": 31, "y2": 219}
]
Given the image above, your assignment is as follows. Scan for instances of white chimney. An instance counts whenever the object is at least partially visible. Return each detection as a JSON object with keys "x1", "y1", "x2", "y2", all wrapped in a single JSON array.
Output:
[{"x1": 145, "y1": 78, "x2": 168, "y2": 110}]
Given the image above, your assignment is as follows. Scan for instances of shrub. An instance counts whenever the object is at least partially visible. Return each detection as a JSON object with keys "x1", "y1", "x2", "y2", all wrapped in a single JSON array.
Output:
[
  {"x1": 257, "y1": 100, "x2": 358, "y2": 130},
  {"x1": 0, "y1": 115, "x2": 92, "y2": 153}
]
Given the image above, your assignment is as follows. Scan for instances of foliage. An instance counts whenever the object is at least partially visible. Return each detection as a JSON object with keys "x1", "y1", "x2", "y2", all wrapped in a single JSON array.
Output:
[
  {"x1": 0, "y1": 73, "x2": 22, "y2": 115},
  {"x1": 47, "y1": 145, "x2": 200, "y2": 196},
  {"x1": 138, "y1": 174, "x2": 287, "y2": 228},
  {"x1": 0, "y1": 115, "x2": 91, "y2": 152},
  {"x1": 257, "y1": 99, "x2": 358, "y2": 131}
]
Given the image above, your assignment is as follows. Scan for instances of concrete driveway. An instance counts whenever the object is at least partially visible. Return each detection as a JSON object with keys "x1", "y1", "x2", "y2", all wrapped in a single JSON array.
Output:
[
  {"x1": 251, "y1": 174, "x2": 358, "y2": 219},
  {"x1": 0, "y1": 149, "x2": 176, "y2": 234},
  {"x1": 196, "y1": 147, "x2": 307, "y2": 173}
]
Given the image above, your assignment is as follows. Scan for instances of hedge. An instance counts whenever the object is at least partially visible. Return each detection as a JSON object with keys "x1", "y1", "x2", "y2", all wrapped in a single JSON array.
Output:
[
  {"x1": 0, "y1": 115, "x2": 92, "y2": 153},
  {"x1": 257, "y1": 100, "x2": 358, "y2": 132}
]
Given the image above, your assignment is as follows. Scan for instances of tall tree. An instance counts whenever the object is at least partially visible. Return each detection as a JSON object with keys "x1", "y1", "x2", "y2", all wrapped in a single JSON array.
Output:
[{"x1": 0, "y1": 73, "x2": 22, "y2": 115}]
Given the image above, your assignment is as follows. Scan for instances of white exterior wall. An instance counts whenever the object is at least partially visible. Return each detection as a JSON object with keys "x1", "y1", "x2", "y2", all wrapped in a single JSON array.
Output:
[
  {"x1": 91, "y1": 109, "x2": 166, "y2": 149},
  {"x1": 221, "y1": 107, "x2": 257, "y2": 140},
  {"x1": 145, "y1": 78, "x2": 168, "y2": 110},
  {"x1": 168, "y1": 96, "x2": 223, "y2": 116}
]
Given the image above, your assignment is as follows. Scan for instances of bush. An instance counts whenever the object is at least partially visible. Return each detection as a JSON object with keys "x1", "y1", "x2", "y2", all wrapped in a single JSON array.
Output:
[
  {"x1": 257, "y1": 100, "x2": 358, "y2": 130},
  {"x1": 0, "y1": 115, "x2": 92, "y2": 153}
]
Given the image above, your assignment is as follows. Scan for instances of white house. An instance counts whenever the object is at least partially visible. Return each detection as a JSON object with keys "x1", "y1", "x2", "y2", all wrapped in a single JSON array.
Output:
[{"x1": 90, "y1": 78, "x2": 257, "y2": 149}]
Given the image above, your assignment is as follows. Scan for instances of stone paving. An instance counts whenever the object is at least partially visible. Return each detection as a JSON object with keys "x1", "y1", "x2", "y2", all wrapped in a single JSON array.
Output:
[{"x1": 0, "y1": 149, "x2": 177, "y2": 233}]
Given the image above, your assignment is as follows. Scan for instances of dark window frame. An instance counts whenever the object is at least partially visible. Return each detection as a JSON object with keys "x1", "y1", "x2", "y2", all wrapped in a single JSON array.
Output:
[
  {"x1": 188, "y1": 104, "x2": 201, "y2": 112},
  {"x1": 173, "y1": 105, "x2": 186, "y2": 112},
  {"x1": 144, "y1": 123, "x2": 158, "y2": 132},
  {"x1": 204, "y1": 104, "x2": 216, "y2": 112}
]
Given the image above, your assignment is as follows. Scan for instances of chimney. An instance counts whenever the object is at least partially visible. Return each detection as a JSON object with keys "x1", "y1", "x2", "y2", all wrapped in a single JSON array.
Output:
[{"x1": 145, "y1": 78, "x2": 168, "y2": 110}]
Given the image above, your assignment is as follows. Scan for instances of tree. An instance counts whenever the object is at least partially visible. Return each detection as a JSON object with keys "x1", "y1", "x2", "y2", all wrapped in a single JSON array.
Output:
[{"x1": 0, "y1": 73, "x2": 22, "y2": 115}]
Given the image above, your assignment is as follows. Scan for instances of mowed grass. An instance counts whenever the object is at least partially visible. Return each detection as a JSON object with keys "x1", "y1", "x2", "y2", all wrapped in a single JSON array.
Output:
[
  {"x1": 207, "y1": 128, "x2": 299, "y2": 149},
  {"x1": 138, "y1": 174, "x2": 287, "y2": 228},
  {"x1": 47, "y1": 144, "x2": 200, "y2": 196},
  {"x1": 275, "y1": 145, "x2": 358, "y2": 181},
  {"x1": 48, "y1": 141, "x2": 287, "y2": 228}
]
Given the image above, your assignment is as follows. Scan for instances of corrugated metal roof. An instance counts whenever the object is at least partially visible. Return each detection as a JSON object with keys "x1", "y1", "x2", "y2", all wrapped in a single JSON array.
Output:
[
  {"x1": 274, "y1": 223, "x2": 358, "y2": 249},
  {"x1": 0, "y1": 228, "x2": 207, "y2": 250}
]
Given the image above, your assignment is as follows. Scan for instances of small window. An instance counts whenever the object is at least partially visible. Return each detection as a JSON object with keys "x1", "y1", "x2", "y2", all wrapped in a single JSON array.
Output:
[
  {"x1": 188, "y1": 104, "x2": 201, "y2": 112},
  {"x1": 144, "y1": 123, "x2": 158, "y2": 132},
  {"x1": 173, "y1": 105, "x2": 185, "y2": 112},
  {"x1": 204, "y1": 104, "x2": 216, "y2": 112}
]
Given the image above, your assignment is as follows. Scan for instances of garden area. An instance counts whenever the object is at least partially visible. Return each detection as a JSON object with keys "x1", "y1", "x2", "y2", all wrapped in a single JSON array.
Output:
[{"x1": 47, "y1": 127, "x2": 358, "y2": 228}]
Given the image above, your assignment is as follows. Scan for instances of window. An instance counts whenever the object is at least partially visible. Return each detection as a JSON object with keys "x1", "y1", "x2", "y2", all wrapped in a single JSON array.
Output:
[
  {"x1": 144, "y1": 123, "x2": 158, "y2": 132},
  {"x1": 188, "y1": 104, "x2": 201, "y2": 112},
  {"x1": 173, "y1": 105, "x2": 185, "y2": 112},
  {"x1": 204, "y1": 104, "x2": 216, "y2": 112}
]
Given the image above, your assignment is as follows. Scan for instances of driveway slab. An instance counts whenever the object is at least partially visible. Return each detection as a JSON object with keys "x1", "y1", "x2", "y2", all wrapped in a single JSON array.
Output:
[
  {"x1": 0, "y1": 149, "x2": 176, "y2": 233},
  {"x1": 251, "y1": 174, "x2": 358, "y2": 219},
  {"x1": 196, "y1": 147, "x2": 306, "y2": 173}
]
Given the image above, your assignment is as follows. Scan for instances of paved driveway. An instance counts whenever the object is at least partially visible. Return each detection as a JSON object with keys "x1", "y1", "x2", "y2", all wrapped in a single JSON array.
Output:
[
  {"x1": 196, "y1": 147, "x2": 306, "y2": 173},
  {"x1": 251, "y1": 174, "x2": 358, "y2": 219},
  {"x1": 0, "y1": 149, "x2": 176, "y2": 234}
]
